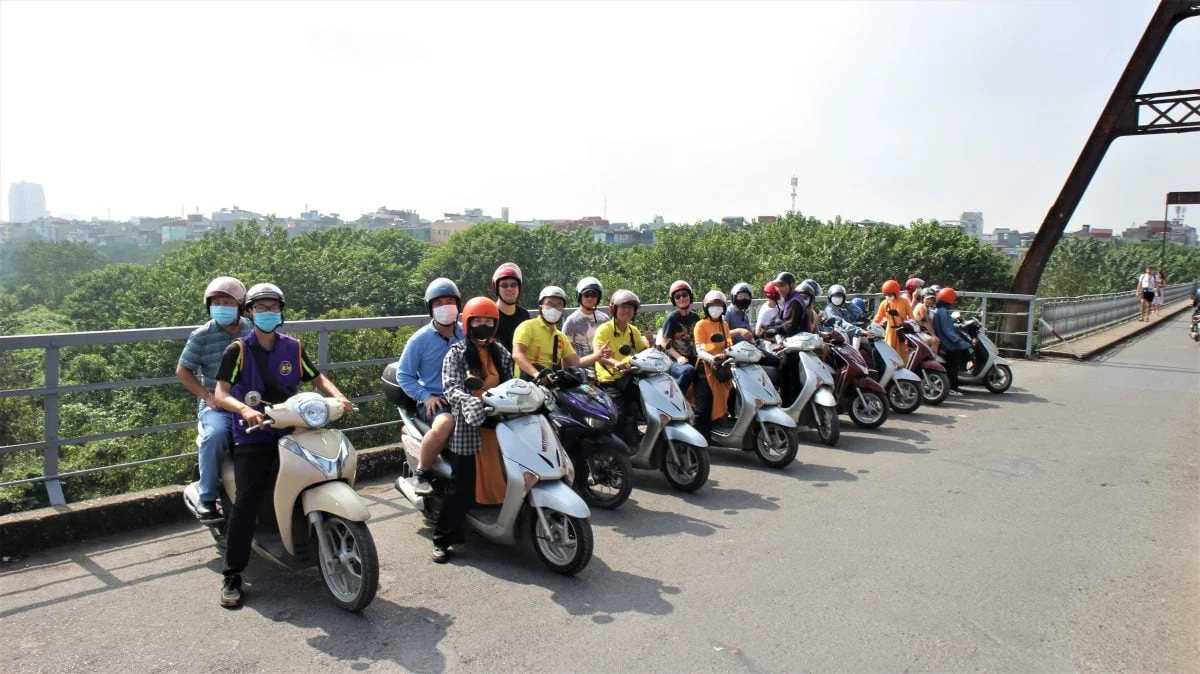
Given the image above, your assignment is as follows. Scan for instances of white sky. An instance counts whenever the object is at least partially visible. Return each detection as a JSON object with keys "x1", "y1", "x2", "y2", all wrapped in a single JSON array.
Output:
[{"x1": 1, "y1": 0, "x2": 1197, "y2": 232}]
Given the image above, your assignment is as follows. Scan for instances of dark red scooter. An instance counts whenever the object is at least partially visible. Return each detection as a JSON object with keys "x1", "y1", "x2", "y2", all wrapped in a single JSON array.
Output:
[
  {"x1": 899, "y1": 321, "x2": 951, "y2": 406},
  {"x1": 822, "y1": 326, "x2": 889, "y2": 429}
]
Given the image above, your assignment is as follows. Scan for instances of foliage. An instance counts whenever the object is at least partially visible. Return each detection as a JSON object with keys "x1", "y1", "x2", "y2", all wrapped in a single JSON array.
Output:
[{"x1": 1038, "y1": 237, "x2": 1200, "y2": 297}]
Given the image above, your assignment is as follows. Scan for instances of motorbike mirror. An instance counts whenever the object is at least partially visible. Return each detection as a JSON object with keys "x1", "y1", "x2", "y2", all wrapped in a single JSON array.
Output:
[
  {"x1": 710, "y1": 333, "x2": 725, "y2": 343},
  {"x1": 465, "y1": 376, "x2": 485, "y2": 391}
]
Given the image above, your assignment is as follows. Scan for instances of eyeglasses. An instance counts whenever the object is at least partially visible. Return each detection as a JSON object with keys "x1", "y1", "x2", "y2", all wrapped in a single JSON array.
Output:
[
  {"x1": 581, "y1": 290, "x2": 600, "y2": 298},
  {"x1": 252, "y1": 303, "x2": 282, "y2": 313},
  {"x1": 498, "y1": 281, "x2": 520, "y2": 290},
  {"x1": 672, "y1": 292, "x2": 690, "y2": 301}
]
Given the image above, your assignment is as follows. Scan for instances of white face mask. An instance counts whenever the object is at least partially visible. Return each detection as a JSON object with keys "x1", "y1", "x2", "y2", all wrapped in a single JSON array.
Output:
[
  {"x1": 541, "y1": 307, "x2": 563, "y2": 323},
  {"x1": 432, "y1": 304, "x2": 459, "y2": 326},
  {"x1": 831, "y1": 296, "x2": 844, "y2": 306},
  {"x1": 707, "y1": 305, "x2": 724, "y2": 320}
]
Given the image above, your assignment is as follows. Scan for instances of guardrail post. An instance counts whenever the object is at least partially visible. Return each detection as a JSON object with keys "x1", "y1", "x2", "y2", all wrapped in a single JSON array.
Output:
[
  {"x1": 43, "y1": 346, "x2": 66, "y2": 506},
  {"x1": 1025, "y1": 298, "x2": 1036, "y2": 358},
  {"x1": 318, "y1": 330, "x2": 330, "y2": 369}
]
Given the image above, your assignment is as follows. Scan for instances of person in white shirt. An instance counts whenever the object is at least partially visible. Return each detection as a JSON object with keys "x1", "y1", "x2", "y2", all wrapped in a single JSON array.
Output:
[
  {"x1": 755, "y1": 281, "x2": 781, "y2": 336},
  {"x1": 1137, "y1": 265, "x2": 1158, "y2": 321}
]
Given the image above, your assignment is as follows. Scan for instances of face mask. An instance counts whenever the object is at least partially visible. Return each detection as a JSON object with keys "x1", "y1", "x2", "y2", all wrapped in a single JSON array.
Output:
[
  {"x1": 831, "y1": 296, "x2": 844, "y2": 306},
  {"x1": 432, "y1": 305, "x2": 458, "y2": 326},
  {"x1": 734, "y1": 298, "x2": 751, "y2": 310},
  {"x1": 707, "y1": 306, "x2": 724, "y2": 320},
  {"x1": 470, "y1": 325, "x2": 494, "y2": 342},
  {"x1": 541, "y1": 307, "x2": 563, "y2": 323},
  {"x1": 253, "y1": 311, "x2": 283, "y2": 333},
  {"x1": 210, "y1": 305, "x2": 239, "y2": 326}
]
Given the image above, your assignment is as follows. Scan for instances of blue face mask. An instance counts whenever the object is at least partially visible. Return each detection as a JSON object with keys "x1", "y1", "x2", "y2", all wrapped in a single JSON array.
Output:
[
  {"x1": 209, "y1": 305, "x2": 239, "y2": 326},
  {"x1": 253, "y1": 311, "x2": 283, "y2": 333}
]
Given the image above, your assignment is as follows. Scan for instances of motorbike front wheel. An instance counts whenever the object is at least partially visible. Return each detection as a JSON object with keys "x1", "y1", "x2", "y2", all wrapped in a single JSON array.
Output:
[
  {"x1": 920, "y1": 370, "x2": 951, "y2": 406},
  {"x1": 812, "y1": 403, "x2": 840, "y2": 446},
  {"x1": 849, "y1": 389, "x2": 888, "y2": 429},
  {"x1": 317, "y1": 515, "x2": 379, "y2": 613},
  {"x1": 888, "y1": 380, "x2": 922, "y2": 414},
  {"x1": 662, "y1": 442, "x2": 710, "y2": 492},
  {"x1": 531, "y1": 510, "x2": 594, "y2": 575},
  {"x1": 984, "y1": 364, "x2": 1013, "y2": 394},
  {"x1": 576, "y1": 445, "x2": 633, "y2": 509},
  {"x1": 755, "y1": 422, "x2": 800, "y2": 468}
]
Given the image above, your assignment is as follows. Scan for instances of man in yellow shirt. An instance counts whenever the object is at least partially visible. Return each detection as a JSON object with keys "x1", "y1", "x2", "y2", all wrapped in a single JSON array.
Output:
[
  {"x1": 513, "y1": 286, "x2": 609, "y2": 382},
  {"x1": 592, "y1": 290, "x2": 647, "y2": 446}
]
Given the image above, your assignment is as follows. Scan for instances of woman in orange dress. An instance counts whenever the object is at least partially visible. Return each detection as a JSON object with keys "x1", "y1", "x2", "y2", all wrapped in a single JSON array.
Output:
[
  {"x1": 873, "y1": 279, "x2": 914, "y2": 362},
  {"x1": 694, "y1": 290, "x2": 735, "y2": 435}
]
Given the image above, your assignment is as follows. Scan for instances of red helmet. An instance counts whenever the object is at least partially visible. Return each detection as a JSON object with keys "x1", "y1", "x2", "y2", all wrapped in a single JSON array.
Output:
[
  {"x1": 461, "y1": 296, "x2": 500, "y2": 340},
  {"x1": 668, "y1": 280, "x2": 693, "y2": 305},
  {"x1": 905, "y1": 277, "x2": 925, "y2": 293},
  {"x1": 490, "y1": 263, "x2": 523, "y2": 294},
  {"x1": 881, "y1": 279, "x2": 901, "y2": 296},
  {"x1": 608, "y1": 289, "x2": 641, "y2": 317},
  {"x1": 936, "y1": 287, "x2": 957, "y2": 304},
  {"x1": 763, "y1": 281, "x2": 779, "y2": 301}
]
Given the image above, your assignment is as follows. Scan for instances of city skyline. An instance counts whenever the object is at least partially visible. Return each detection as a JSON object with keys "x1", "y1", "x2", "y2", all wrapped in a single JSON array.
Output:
[{"x1": 1, "y1": 1, "x2": 1197, "y2": 234}]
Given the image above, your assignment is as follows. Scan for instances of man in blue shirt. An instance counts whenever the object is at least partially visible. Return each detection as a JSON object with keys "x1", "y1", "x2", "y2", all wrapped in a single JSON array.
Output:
[
  {"x1": 397, "y1": 278, "x2": 465, "y2": 494},
  {"x1": 931, "y1": 287, "x2": 971, "y2": 397}
]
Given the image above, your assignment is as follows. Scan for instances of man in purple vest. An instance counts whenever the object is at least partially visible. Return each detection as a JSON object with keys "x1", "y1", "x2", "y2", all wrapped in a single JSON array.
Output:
[{"x1": 212, "y1": 282, "x2": 353, "y2": 609}]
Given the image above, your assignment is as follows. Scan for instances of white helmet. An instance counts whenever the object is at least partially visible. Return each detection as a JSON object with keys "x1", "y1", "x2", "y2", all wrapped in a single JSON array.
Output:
[
  {"x1": 827, "y1": 284, "x2": 847, "y2": 298},
  {"x1": 702, "y1": 290, "x2": 728, "y2": 307},
  {"x1": 538, "y1": 286, "x2": 568, "y2": 304},
  {"x1": 575, "y1": 277, "x2": 603, "y2": 302}
]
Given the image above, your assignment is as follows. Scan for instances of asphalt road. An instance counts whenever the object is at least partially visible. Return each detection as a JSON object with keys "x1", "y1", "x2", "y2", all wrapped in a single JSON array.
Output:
[{"x1": 2, "y1": 314, "x2": 1197, "y2": 673}]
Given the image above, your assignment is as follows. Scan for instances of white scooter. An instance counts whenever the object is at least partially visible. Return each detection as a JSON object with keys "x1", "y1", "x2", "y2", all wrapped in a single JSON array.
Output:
[
  {"x1": 767, "y1": 332, "x2": 841, "y2": 446},
  {"x1": 384, "y1": 370, "x2": 594, "y2": 575},
  {"x1": 951, "y1": 312, "x2": 1014, "y2": 393},
  {"x1": 859, "y1": 323, "x2": 924, "y2": 414},
  {"x1": 183, "y1": 392, "x2": 379, "y2": 612},
  {"x1": 624, "y1": 347, "x2": 711, "y2": 492},
  {"x1": 708, "y1": 341, "x2": 801, "y2": 468}
]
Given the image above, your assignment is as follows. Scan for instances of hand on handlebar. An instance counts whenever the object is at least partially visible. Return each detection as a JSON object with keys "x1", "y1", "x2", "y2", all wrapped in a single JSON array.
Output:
[
  {"x1": 338, "y1": 397, "x2": 355, "y2": 416},
  {"x1": 240, "y1": 407, "x2": 265, "y2": 429}
]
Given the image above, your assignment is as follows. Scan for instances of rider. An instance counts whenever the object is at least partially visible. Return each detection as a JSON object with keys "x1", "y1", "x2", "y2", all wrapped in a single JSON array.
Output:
[
  {"x1": 773, "y1": 272, "x2": 812, "y2": 337},
  {"x1": 902, "y1": 277, "x2": 925, "y2": 303},
  {"x1": 434, "y1": 297, "x2": 516, "y2": 563},
  {"x1": 797, "y1": 279, "x2": 822, "y2": 333},
  {"x1": 491, "y1": 263, "x2": 528, "y2": 352},
  {"x1": 755, "y1": 281, "x2": 781, "y2": 337},
  {"x1": 512, "y1": 286, "x2": 609, "y2": 382},
  {"x1": 931, "y1": 287, "x2": 969, "y2": 398},
  {"x1": 873, "y1": 279, "x2": 914, "y2": 362},
  {"x1": 562, "y1": 277, "x2": 610, "y2": 358},
  {"x1": 593, "y1": 290, "x2": 648, "y2": 447},
  {"x1": 212, "y1": 282, "x2": 354, "y2": 608},
  {"x1": 850, "y1": 297, "x2": 868, "y2": 321},
  {"x1": 695, "y1": 290, "x2": 734, "y2": 437},
  {"x1": 912, "y1": 288, "x2": 940, "y2": 352},
  {"x1": 823, "y1": 284, "x2": 864, "y2": 336},
  {"x1": 176, "y1": 277, "x2": 251, "y2": 521},
  {"x1": 657, "y1": 280, "x2": 700, "y2": 395},
  {"x1": 396, "y1": 278, "x2": 465, "y2": 495},
  {"x1": 725, "y1": 282, "x2": 754, "y2": 333}
]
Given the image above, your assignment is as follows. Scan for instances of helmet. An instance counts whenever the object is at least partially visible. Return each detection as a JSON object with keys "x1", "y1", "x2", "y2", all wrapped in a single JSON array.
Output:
[
  {"x1": 920, "y1": 287, "x2": 937, "y2": 300},
  {"x1": 245, "y1": 283, "x2": 285, "y2": 309},
  {"x1": 668, "y1": 280, "x2": 693, "y2": 305},
  {"x1": 763, "y1": 281, "x2": 780, "y2": 301},
  {"x1": 905, "y1": 277, "x2": 925, "y2": 293},
  {"x1": 851, "y1": 297, "x2": 866, "y2": 311},
  {"x1": 424, "y1": 278, "x2": 462, "y2": 314},
  {"x1": 204, "y1": 276, "x2": 247, "y2": 308},
  {"x1": 930, "y1": 284, "x2": 943, "y2": 293},
  {"x1": 608, "y1": 289, "x2": 641, "y2": 317},
  {"x1": 490, "y1": 263, "x2": 523, "y2": 293},
  {"x1": 774, "y1": 271, "x2": 796, "y2": 286},
  {"x1": 881, "y1": 279, "x2": 901, "y2": 296},
  {"x1": 937, "y1": 287, "x2": 958, "y2": 304},
  {"x1": 828, "y1": 284, "x2": 847, "y2": 298},
  {"x1": 799, "y1": 279, "x2": 820, "y2": 298},
  {"x1": 538, "y1": 286, "x2": 568, "y2": 304},
  {"x1": 575, "y1": 276, "x2": 603, "y2": 302},
  {"x1": 730, "y1": 282, "x2": 752, "y2": 299},
  {"x1": 703, "y1": 290, "x2": 727, "y2": 308},
  {"x1": 461, "y1": 296, "x2": 500, "y2": 336}
]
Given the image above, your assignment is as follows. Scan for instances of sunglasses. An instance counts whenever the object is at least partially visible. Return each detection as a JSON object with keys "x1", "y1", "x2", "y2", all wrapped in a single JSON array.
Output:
[
  {"x1": 581, "y1": 290, "x2": 600, "y2": 298},
  {"x1": 672, "y1": 292, "x2": 690, "y2": 301}
]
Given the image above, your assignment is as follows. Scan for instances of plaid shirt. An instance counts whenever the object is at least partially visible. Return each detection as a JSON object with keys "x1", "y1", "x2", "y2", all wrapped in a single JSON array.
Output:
[{"x1": 442, "y1": 341, "x2": 514, "y2": 456}]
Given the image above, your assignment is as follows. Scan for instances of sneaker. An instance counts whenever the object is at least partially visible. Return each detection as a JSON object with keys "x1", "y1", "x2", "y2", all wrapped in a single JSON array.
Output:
[
  {"x1": 413, "y1": 470, "x2": 434, "y2": 496},
  {"x1": 220, "y1": 575, "x2": 243, "y2": 608},
  {"x1": 948, "y1": 389, "x2": 964, "y2": 397},
  {"x1": 432, "y1": 546, "x2": 450, "y2": 564},
  {"x1": 196, "y1": 500, "x2": 221, "y2": 522}
]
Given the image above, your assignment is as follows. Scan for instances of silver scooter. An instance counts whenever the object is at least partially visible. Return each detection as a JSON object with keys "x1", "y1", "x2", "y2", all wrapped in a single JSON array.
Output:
[
  {"x1": 860, "y1": 323, "x2": 924, "y2": 413},
  {"x1": 384, "y1": 369, "x2": 593, "y2": 575},
  {"x1": 708, "y1": 341, "x2": 801, "y2": 468},
  {"x1": 624, "y1": 347, "x2": 711, "y2": 492},
  {"x1": 768, "y1": 332, "x2": 841, "y2": 446},
  {"x1": 950, "y1": 311, "x2": 1014, "y2": 393}
]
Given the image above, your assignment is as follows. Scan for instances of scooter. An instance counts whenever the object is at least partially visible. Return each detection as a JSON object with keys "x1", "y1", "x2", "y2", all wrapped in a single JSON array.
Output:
[
  {"x1": 183, "y1": 392, "x2": 379, "y2": 612},
  {"x1": 899, "y1": 320, "x2": 951, "y2": 406},
  {"x1": 766, "y1": 332, "x2": 840, "y2": 446},
  {"x1": 544, "y1": 367, "x2": 634, "y2": 509},
  {"x1": 858, "y1": 323, "x2": 924, "y2": 414},
  {"x1": 624, "y1": 347, "x2": 711, "y2": 492},
  {"x1": 707, "y1": 340, "x2": 801, "y2": 468},
  {"x1": 821, "y1": 325, "x2": 889, "y2": 429},
  {"x1": 1189, "y1": 307, "x2": 1199, "y2": 342},
  {"x1": 951, "y1": 312, "x2": 1014, "y2": 394},
  {"x1": 384, "y1": 369, "x2": 594, "y2": 575}
]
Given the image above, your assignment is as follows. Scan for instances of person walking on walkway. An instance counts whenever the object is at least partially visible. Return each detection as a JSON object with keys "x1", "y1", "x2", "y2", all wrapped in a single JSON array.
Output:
[
  {"x1": 1152, "y1": 271, "x2": 1165, "y2": 316},
  {"x1": 1137, "y1": 266, "x2": 1158, "y2": 322}
]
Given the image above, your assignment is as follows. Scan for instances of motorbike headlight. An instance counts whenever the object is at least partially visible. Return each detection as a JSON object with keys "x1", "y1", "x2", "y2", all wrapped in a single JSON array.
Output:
[
  {"x1": 298, "y1": 399, "x2": 330, "y2": 428},
  {"x1": 281, "y1": 436, "x2": 345, "y2": 479},
  {"x1": 586, "y1": 415, "x2": 608, "y2": 429}
]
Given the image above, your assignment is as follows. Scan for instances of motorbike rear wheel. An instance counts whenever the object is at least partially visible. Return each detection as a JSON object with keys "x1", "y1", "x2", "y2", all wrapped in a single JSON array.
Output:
[
  {"x1": 849, "y1": 389, "x2": 888, "y2": 429},
  {"x1": 576, "y1": 445, "x2": 633, "y2": 509},
  {"x1": 813, "y1": 403, "x2": 840, "y2": 446},
  {"x1": 755, "y1": 422, "x2": 800, "y2": 468},
  {"x1": 317, "y1": 515, "x2": 379, "y2": 613},
  {"x1": 662, "y1": 442, "x2": 710, "y2": 492},
  {"x1": 531, "y1": 510, "x2": 593, "y2": 575},
  {"x1": 920, "y1": 370, "x2": 951, "y2": 406},
  {"x1": 888, "y1": 380, "x2": 922, "y2": 414}
]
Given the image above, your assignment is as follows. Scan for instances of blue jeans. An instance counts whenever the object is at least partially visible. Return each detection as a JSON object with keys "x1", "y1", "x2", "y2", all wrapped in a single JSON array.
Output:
[
  {"x1": 196, "y1": 406, "x2": 232, "y2": 503},
  {"x1": 669, "y1": 361, "x2": 696, "y2": 394}
]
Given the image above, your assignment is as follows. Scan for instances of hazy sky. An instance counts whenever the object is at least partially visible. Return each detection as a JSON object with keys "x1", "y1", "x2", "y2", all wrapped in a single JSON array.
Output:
[{"x1": 1, "y1": 0, "x2": 1197, "y2": 232}]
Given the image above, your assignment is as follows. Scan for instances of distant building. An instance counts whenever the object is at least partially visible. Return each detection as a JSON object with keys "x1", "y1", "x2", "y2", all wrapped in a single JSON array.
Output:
[
  {"x1": 501, "y1": 207, "x2": 510, "y2": 223},
  {"x1": 756, "y1": 215, "x2": 779, "y2": 224},
  {"x1": 161, "y1": 220, "x2": 189, "y2": 243},
  {"x1": 358, "y1": 207, "x2": 421, "y2": 230},
  {"x1": 960, "y1": 211, "x2": 984, "y2": 239},
  {"x1": 212, "y1": 206, "x2": 264, "y2": 227},
  {"x1": 721, "y1": 216, "x2": 746, "y2": 228},
  {"x1": 992, "y1": 228, "x2": 1023, "y2": 248},
  {"x1": 430, "y1": 219, "x2": 472, "y2": 245},
  {"x1": 8, "y1": 182, "x2": 47, "y2": 224},
  {"x1": 1068, "y1": 224, "x2": 1114, "y2": 241},
  {"x1": 442, "y1": 208, "x2": 495, "y2": 224},
  {"x1": 1126, "y1": 219, "x2": 1196, "y2": 245},
  {"x1": 613, "y1": 229, "x2": 643, "y2": 246}
]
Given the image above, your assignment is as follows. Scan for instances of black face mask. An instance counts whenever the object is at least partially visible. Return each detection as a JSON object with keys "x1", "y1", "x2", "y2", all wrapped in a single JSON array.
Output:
[
  {"x1": 618, "y1": 344, "x2": 633, "y2": 356},
  {"x1": 734, "y1": 298, "x2": 751, "y2": 310},
  {"x1": 470, "y1": 326, "x2": 494, "y2": 341}
]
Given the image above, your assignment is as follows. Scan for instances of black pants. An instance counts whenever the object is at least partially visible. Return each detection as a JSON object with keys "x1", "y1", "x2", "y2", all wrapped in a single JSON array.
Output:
[
  {"x1": 602, "y1": 382, "x2": 642, "y2": 448},
  {"x1": 943, "y1": 348, "x2": 965, "y2": 391},
  {"x1": 691, "y1": 365, "x2": 713, "y2": 441},
  {"x1": 780, "y1": 355, "x2": 803, "y2": 408},
  {"x1": 223, "y1": 444, "x2": 278, "y2": 577},
  {"x1": 433, "y1": 452, "x2": 477, "y2": 548}
]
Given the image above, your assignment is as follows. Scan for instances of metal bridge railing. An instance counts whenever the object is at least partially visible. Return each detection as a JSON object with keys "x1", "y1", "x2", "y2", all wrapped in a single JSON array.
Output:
[{"x1": 1037, "y1": 283, "x2": 1195, "y2": 346}]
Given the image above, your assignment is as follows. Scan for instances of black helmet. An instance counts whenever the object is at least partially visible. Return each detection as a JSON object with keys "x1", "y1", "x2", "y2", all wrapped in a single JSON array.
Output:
[
  {"x1": 424, "y1": 278, "x2": 462, "y2": 315},
  {"x1": 774, "y1": 271, "x2": 796, "y2": 286}
]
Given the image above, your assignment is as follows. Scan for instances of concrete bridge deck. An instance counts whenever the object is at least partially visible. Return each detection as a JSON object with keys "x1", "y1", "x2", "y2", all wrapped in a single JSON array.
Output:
[{"x1": 1, "y1": 314, "x2": 1197, "y2": 672}]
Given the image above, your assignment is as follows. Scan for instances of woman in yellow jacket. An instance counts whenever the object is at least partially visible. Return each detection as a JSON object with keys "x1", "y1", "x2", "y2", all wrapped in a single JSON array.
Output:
[{"x1": 873, "y1": 279, "x2": 914, "y2": 362}]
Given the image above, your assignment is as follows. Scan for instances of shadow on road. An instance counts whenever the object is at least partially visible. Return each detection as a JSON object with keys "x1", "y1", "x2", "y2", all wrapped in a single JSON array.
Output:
[
  {"x1": 837, "y1": 434, "x2": 931, "y2": 455},
  {"x1": 592, "y1": 498, "x2": 727, "y2": 539},
  {"x1": 708, "y1": 449, "x2": 862, "y2": 487},
  {"x1": 637, "y1": 475, "x2": 783, "y2": 515}
]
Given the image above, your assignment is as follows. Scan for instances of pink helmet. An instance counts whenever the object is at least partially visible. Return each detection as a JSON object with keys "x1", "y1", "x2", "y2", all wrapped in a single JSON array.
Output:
[
  {"x1": 204, "y1": 276, "x2": 247, "y2": 308},
  {"x1": 490, "y1": 263, "x2": 523, "y2": 294},
  {"x1": 905, "y1": 277, "x2": 925, "y2": 293}
]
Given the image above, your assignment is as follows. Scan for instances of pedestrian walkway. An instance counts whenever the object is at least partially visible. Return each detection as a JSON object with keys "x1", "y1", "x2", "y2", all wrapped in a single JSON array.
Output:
[{"x1": 1039, "y1": 299, "x2": 1194, "y2": 360}]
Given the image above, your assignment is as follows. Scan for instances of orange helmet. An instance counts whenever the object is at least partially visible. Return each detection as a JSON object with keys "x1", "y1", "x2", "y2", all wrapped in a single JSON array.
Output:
[
  {"x1": 461, "y1": 296, "x2": 500, "y2": 339},
  {"x1": 936, "y1": 287, "x2": 957, "y2": 304},
  {"x1": 881, "y1": 279, "x2": 901, "y2": 295}
]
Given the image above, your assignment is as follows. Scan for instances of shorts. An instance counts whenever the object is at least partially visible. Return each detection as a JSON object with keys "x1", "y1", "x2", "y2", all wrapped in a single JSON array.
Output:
[
  {"x1": 417, "y1": 403, "x2": 453, "y2": 424},
  {"x1": 1142, "y1": 290, "x2": 1156, "y2": 303}
]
